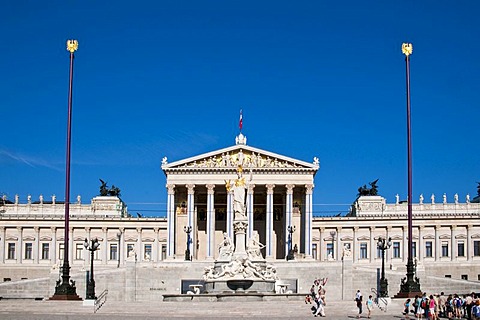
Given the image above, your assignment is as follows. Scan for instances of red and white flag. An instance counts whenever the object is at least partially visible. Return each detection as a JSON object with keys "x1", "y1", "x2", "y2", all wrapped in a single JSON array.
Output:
[{"x1": 239, "y1": 109, "x2": 243, "y2": 131}]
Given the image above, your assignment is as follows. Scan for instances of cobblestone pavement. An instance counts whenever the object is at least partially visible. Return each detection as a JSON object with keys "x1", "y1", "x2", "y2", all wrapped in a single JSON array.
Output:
[{"x1": 0, "y1": 299, "x2": 408, "y2": 319}]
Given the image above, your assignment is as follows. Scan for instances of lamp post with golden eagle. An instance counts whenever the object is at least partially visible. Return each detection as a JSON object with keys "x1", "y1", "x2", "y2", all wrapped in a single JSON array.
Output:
[
  {"x1": 397, "y1": 43, "x2": 422, "y2": 298},
  {"x1": 51, "y1": 40, "x2": 82, "y2": 300}
]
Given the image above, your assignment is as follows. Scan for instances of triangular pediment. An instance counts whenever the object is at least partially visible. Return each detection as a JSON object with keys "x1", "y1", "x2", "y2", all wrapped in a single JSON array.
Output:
[{"x1": 162, "y1": 144, "x2": 319, "y2": 172}]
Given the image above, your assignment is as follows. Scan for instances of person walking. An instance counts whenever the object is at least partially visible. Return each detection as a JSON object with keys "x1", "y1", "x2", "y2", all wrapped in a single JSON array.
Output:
[
  {"x1": 366, "y1": 295, "x2": 374, "y2": 318},
  {"x1": 355, "y1": 290, "x2": 363, "y2": 318},
  {"x1": 404, "y1": 298, "x2": 412, "y2": 319}
]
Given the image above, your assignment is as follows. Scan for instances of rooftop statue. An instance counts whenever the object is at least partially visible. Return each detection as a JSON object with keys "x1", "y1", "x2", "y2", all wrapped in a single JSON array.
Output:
[
  {"x1": 357, "y1": 179, "x2": 379, "y2": 197},
  {"x1": 99, "y1": 179, "x2": 121, "y2": 197}
]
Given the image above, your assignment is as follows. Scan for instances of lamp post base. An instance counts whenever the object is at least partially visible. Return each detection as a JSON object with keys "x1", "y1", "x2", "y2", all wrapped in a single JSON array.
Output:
[
  {"x1": 379, "y1": 278, "x2": 389, "y2": 298},
  {"x1": 50, "y1": 264, "x2": 82, "y2": 301},
  {"x1": 395, "y1": 259, "x2": 422, "y2": 298}
]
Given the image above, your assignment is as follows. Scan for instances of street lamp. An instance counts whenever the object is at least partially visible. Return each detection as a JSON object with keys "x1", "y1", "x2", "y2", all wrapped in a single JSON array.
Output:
[
  {"x1": 51, "y1": 40, "x2": 81, "y2": 300},
  {"x1": 398, "y1": 42, "x2": 421, "y2": 297},
  {"x1": 377, "y1": 236, "x2": 392, "y2": 297},
  {"x1": 184, "y1": 226, "x2": 192, "y2": 261},
  {"x1": 84, "y1": 238, "x2": 100, "y2": 300},
  {"x1": 286, "y1": 225, "x2": 296, "y2": 261}
]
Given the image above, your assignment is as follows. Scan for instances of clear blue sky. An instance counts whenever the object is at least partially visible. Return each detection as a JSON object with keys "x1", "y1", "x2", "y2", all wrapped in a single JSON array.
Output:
[{"x1": 1, "y1": 1, "x2": 479, "y2": 216}]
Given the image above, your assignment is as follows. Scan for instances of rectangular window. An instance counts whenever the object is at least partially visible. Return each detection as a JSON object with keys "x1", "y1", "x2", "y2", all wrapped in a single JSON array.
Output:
[
  {"x1": 458, "y1": 242, "x2": 465, "y2": 257},
  {"x1": 161, "y1": 244, "x2": 167, "y2": 261},
  {"x1": 442, "y1": 241, "x2": 449, "y2": 257},
  {"x1": 425, "y1": 241, "x2": 433, "y2": 257},
  {"x1": 326, "y1": 243, "x2": 334, "y2": 259},
  {"x1": 24, "y1": 243, "x2": 33, "y2": 260},
  {"x1": 393, "y1": 242, "x2": 401, "y2": 258},
  {"x1": 110, "y1": 244, "x2": 118, "y2": 261},
  {"x1": 312, "y1": 243, "x2": 317, "y2": 260},
  {"x1": 127, "y1": 244, "x2": 135, "y2": 259},
  {"x1": 412, "y1": 242, "x2": 417, "y2": 258},
  {"x1": 94, "y1": 247, "x2": 101, "y2": 260},
  {"x1": 144, "y1": 244, "x2": 152, "y2": 260},
  {"x1": 75, "y1": 243, "x2": 83, "y2": 260},
  {"x1": 474, "y1": 241, "x2": 480, "y2": 257},
  {"x1": 41, "y1": 243, "x2": 50, "y2": 260},
  {"x1": 462, "y1": 274, "x2": 468, "y2": 280},
  {"x1": 360, "y1": 242, "x2": 368, "y2": 259},
  {"x1": 8, "y1": 243, "x2": 15, "y2": 260},
  {"x1": 377, "y1": 246, "x2": 382, "y2": 259},
  {"x1": 59, "y1": 243, "x2": 64, "y2": 260}
]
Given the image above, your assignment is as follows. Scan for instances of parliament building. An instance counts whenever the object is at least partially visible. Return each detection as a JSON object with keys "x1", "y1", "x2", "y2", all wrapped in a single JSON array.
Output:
[{"x1": 1, "y1": 133, "x2": 480, "y2": 301}]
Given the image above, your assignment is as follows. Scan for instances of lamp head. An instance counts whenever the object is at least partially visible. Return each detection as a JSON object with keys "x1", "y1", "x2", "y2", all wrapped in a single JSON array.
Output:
[
  {"x1": 66, "y1": 40, "x2": 79, "y2": 53},
  {"x1": 402, "y1": 43, "x2": 413, "y2": 56}
]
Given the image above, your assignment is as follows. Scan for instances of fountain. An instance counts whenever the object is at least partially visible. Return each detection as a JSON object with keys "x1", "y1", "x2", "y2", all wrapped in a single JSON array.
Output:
[{"x1": 203, "y1": 165, "x2": 278, "y2": 293}]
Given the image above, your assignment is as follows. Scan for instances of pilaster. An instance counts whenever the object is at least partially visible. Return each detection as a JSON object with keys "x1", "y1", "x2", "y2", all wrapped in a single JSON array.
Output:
[
  {"x1": 186, "y1": 184, "x2": 195, "y2": 259},
  {"x1": 285, "y1": 184, "x2": 295, "y2": 257},
  {"x1": 266, "y1": 184, "x2": 275, "y2": 258},
  {"x1": 304, "y1": 184, "x2": 314, "y2": 258},
  {"x1": 206, "y1": 184, "x2": 215, "y2": 260},
  {"x1": 166, "y1": 184, "x2": 175, "y2": 258}
]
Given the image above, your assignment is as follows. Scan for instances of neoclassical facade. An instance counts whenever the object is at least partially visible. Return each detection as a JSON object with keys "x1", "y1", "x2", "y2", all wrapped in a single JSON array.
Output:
[{"x1": 161, "y1": 133, "x2": 319, "y2": 261}]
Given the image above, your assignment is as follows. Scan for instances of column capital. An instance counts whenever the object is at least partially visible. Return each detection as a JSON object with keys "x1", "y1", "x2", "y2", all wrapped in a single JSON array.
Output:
[
  {"x1": 451, "y1": 225, "x2": 457, "y2": 230},
  {"x1": 34, "y1": 226, "x2": 40, "y2": 233},
  {"x1": 0, "y1": 226, "x2": 4, "y2": 232},
  {"x1": 69, "y1": 227, "x2": 74, "y2": 232},
  {"x1": 435, "y1": 225, "x2": 441, "y2": 231},
  {"x1": 118, "y1": 227, "x2": 125, "y2": 232},
  {"x1": 17, "y1": 226, "x2": 23, "y2": 232},
  {"x1": 266, "y1": 184, "x2": 275, "y2": 194},
  {"x1": 186, "y1": 184, "x2": 195, "y2": 194},
  {"x1": 84, "y1": 227, "x2": 90, "y2": 232},
  {"x1": 166, "y1": 184, "x2": 175, "y2": 195},
  {"x1": 51, "y1": 226, "x2": 57, "y2": 232},
  {"x1": 136, "y1": 227, "x2": 142, "y2": 233},
  {"x1": 369, "y1": 226, "x2": 375, "y2": 231},
  {"x1": 320, "y1": 227, "x2": 325, "y2": 232},
  {"x1": 286, "y1": 184, "x2": 295, "y2": 194},
  {"x1": 247, "y1": 184, "x2": 255, "y2": 194},
  {"x1": 102, "y1": 227, "x2": 108, "y2": 233},
  {"x1": 305, "y1": 184, "x2": 314, "y2": 194},
  {"x1": 206, "y1": 184, "x2": 215, "y2": 195},
  {"x1": 467, "y1": 224, "x2": 473, "y2": 231},
  {"x1": 353, "y1": 226, "x2": 359, "y2": 232},
  {"x1": 418, "y1": 225, "x2": 425, "y2": 230},
  {"x1": 153, "y1": 227, "x2": 159, "y2": 233}
]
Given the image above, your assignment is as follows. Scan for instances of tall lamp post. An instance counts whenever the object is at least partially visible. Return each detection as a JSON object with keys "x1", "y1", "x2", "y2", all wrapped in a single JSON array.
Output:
[
  {"x1": 84, "y1": 238, "x2": 100, "y2": 300},
  {"x1": 398, "y1": 42, "x2": 421, "y2": 297},
  {"x1": 286, "y1": 225, "x2": 296, "y2": 261},
  {"x1": 51, "y1": 40, "x2": 81, "y2": 300},
  {"x1": 184, "y1": 226, "x2": 192, "y2": 261},
  {"x1": 377, "y1": 236, "x2": 392, "y2": 297}
]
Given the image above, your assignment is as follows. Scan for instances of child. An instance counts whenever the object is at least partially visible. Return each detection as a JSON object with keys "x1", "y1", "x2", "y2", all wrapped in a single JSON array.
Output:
[
  {"x1": 366, "y1": 295, "x2": 374, "y2": 318},
  {"x1": 404, "y1": 298, "x2": 411, "y2": 319}
]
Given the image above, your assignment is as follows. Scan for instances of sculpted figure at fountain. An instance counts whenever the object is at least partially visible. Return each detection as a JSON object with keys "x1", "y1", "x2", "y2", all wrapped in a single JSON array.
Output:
[
  {"x1": 218, "y1": 232, "x2": 234, "y2": 260},
  {"x1": 247, "y1": 231, "x2": 265, "y2": 260},
  {"x1": 225, "y1": 165, "x2": 251, "y2": 220}
]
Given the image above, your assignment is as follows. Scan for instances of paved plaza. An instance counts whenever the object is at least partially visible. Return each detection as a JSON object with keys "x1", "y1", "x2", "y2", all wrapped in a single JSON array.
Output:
[{"x1": 0, "y1": 298, "x2": 409, "y2": 319}]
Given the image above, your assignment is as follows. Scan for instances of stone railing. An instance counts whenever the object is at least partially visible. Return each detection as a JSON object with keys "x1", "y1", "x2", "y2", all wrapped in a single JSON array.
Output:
[
  {"x1": 352, "y1": 195, "x2": 480, "y2": 217},
  {"x1": 0, "y1": 195, "x2": 127, "y2": 218}
]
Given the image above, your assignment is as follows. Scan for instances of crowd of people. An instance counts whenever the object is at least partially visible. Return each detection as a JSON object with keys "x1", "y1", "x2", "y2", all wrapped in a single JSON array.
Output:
[
  {"x1": 305, "y1": 278, "x2": 328, "y2": 317},
  {"x1": 403, "y1": 292, "x2": 480, "y2": 320}
]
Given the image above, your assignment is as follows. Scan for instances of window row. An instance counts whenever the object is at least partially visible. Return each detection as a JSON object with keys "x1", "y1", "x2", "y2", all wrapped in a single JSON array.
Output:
[
  {"x1": 5, "y1": 242, "x2": 167, "y2": 261},
  {"x1": 312, "y1": 240, "x2": 480, "y2": 259}
]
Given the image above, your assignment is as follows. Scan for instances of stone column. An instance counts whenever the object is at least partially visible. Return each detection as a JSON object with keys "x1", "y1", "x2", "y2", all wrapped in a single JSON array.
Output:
[
  {"x1": 102, "y1": 227, "x2": 108, "y2": 264},
  {"x1": 17, "y1": 227, "x2": 23, "y2": 264},
  {"x1": 319, "y1": 227, "x2": 325, "y2": 261},
  {"x1": 69, "y1": 227, "x2": 74, "y2": 264},
  {"x1": 246, "y1": 184, "x2": 255, "y2": 240},
  {"x1": 83, "y1": 227, "x2": 90, "y2": 269},
  {"x1": 304, "y1": 184, "x2": 314, "y2": 258},
  {"x1": 402, "y1": 226, "x2": 407, "y2": 263},
  {"x1": 51, "y1": 227, "x2": 57, "y2": 265},
  {"x1": 285, "y1": 184, "x2": 295, "y2": 257},
  {"x1": 34, "y1": 227, "x2": 40, "y2": 264},
  {"x1": 206, "y1": 184, "x2": 215, "y2": 260},
  {"x1": 418, "y1": 226, "x2": 423, "y2": 262},
  {"x1": 0, "y1": 227, "x2": 5, "y2": 263},
  {"x1": 266, "y1": 184, "x2": 275, "y2": 258},
  {"x1": 353, "y1": 227, "x2": 358, "y2": 262},
  {"x1": 227, "y1": 189, "x2": 234, "y2": 240},
  {"x1": 336, "y1": 227, "x2": 342, "y2": 261},
  {"x1": 467, "y1": 225, "x2": 472, "y2": 261},
  {"x1": 153, "y1": 227, "x2": 159, "y2": 262},
  {"x1": 385, "y1": 227, "x2": 391, "y2": 264},
  {"x1": 451, "y1": 225, "x2": 456, "y2": 261},
  {"x1": 166, "y1": 184, "x2": 175, "y2": 258},
  {"x1": 119, "y1": 227, "x2": 125, "y2": 266},
  {"x1": 369, "y1": 227, "x2": 375, "y2": 263},
  {"x1": 136, "y1": 227, "x2": 142, "y2": 261},
  {"x1": 435, "y1": 226, "x2": 440, "y2": 261},
  {"x1": 186, "y1": 184, "x2": 195, "y2": 258}
]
